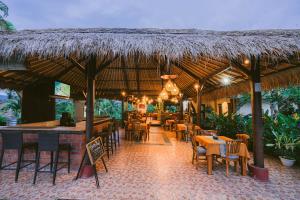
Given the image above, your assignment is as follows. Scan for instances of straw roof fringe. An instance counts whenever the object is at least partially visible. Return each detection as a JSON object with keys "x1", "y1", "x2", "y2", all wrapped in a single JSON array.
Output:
[
  {"x1": 1, "y1": 28, "x2": 300, "y2": 61},
  {"x1": 202, "y1": 67, "x2": 300, "y2": 101}
]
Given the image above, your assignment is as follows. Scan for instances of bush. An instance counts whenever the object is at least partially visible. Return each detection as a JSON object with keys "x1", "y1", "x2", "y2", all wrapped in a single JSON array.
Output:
[
  {"x1": 0, "y1": 115, "x2": 6, "y2": 126},
  {"x1": 206, "y1": 112, "x2": 246, "y2": 138}
]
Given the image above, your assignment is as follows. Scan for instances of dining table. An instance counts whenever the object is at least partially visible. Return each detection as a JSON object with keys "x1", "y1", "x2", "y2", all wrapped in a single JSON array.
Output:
[{"x1": 195, "y1": 135, "x2": 250, "y2": 175}]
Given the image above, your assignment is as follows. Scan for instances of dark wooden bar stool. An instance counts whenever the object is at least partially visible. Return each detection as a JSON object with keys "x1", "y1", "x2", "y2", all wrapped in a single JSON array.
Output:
[
  {"x1": 33, "y1": 132, "x2": 71, "y2": 185},
  {"x1": 97, "y1": 123, "x2": 114, "y2": 159},
  {"x1": 0, "y1": 131, "x2": 38, "y2": 182},
  {"x1": 113, "y1": 120, "x2": 120, "y2": 145}
]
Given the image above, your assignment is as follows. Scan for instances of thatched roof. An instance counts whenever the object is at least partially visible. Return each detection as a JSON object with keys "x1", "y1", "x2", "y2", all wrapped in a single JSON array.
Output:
[
  {"x1": 0, "y1": 28, "x2": 300, "y2": 99},
  {"x1": 1, "y1": 28, "x2": 300, "y2": 60}
]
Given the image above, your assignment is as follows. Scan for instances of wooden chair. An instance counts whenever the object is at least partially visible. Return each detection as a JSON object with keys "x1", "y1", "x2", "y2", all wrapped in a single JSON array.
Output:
[
  {"x1": 236, "y1": 133, "x2": 250, "y2": 147},
  {"x1": 132, "y1": 122, "x2": 143, "y2": 141},
  {"x1": 189, "y1": 131, "x2": 206, "y2": 168},
  {"x1": 124, "y1": 121, "x2": 133, "y2": 140},
  {"x1": 221, "y1": 140, "x2": 241, "y2": 177}
]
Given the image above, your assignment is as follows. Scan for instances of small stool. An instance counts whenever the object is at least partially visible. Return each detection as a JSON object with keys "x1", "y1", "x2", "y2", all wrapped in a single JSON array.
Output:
[
  {"x1": 0, "y1": 131, "x2": 38, "y2": 182},
  {"x1": 33, "y1": 132, "x2": 71, "y2": 185}
]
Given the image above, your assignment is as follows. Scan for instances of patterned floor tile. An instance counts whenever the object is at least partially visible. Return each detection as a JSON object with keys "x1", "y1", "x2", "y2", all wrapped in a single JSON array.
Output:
[{"x1": 0, "y1": 127, "x2": 299, "y2": 200}]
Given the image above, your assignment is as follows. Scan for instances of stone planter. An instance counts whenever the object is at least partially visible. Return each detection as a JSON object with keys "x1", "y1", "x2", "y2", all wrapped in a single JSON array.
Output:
[{"x1": 279, "y1": 156, "x2": 296, "y2": 167}]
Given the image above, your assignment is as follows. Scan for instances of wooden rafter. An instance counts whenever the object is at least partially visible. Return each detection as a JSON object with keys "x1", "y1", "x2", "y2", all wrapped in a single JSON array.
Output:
[
  {"x1": 95, "y1": 54, "x2": 119, "y2": 76},
  {"x1": 67, "y1": 57, "x2": 86, "y2": 74},
  {"x1": 121, "y1": 56, "x2": 130, "y2": 91}
]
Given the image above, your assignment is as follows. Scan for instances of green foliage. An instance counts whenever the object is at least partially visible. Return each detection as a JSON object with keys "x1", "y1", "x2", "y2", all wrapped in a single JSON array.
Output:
[
  {"x1": 0, "y1": 1, "x2": 15, "y2": 31},
  {"x1": 55, "y1": 99, "x2": 75, "y2": 120},
  {"x1": 237, "y1": 86, "x2": 300, "y2": 115},
  {"x1": 127, "y1": 103, "x2": 135, "y2": 111},
  {"x1": 95, "y1": 99, "x2": 121, "y2": 119},
  {"x1": 146, "y1": 104, "x2": 155, "y2": 113},
  {"x1": 1, "y1": 90, "x2": 21, "y2": 121},
  {"x1": 266, "y1": 113, "x2": 300, "y2": 159},
  {"x1": 206, "y1": 112, "x2": 246, "y2": 138},
  {"x1": 166, "y1": 105, "x2": 177, "y2": 113},
  {"x1": 0, "y1": 114, "x2": 6, "y2": 125}
]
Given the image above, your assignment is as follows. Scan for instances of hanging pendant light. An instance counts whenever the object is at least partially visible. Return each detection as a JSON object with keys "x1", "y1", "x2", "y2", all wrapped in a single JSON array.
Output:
[
  {"x1": 170, "y1": 83, "x2": 179, "y2": 95},
  {"x1": 165, "y1": 79, "x2": 174, "y2": 92},
  {"x1": 159, "y1": 88, "x2": 169, "y2": 100}
]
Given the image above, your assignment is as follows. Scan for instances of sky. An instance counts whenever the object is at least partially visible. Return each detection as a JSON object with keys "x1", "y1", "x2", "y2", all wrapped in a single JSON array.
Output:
[{"x1": 3, "y1": 0, "x2": 300, "y2": 30}]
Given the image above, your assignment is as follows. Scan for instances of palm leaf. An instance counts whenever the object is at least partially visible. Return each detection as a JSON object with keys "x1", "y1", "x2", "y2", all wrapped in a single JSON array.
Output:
[{"x1": 0, "y1": 1, "x2": 8, "y2": 19}]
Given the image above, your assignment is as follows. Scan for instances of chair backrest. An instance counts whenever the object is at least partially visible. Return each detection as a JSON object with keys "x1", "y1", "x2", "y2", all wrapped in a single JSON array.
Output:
[
  {"x1": 225, "y1": 140, "x2": 241, "y2": 157},
  {"x1": 236, "y1": 133, "x2": 249, "y2": 146},
  {"x1": 133, "y1": 122, "x2": 141, "y2": 132},
  {"x1": 189, "y1": 131, "x2": 197, "y2": 152},
  {"x1": 1, "y1": 131, "x2": 23, "y2": 149},
  {"x1": 38, "y1": 132, "x2": 59, "y2": 151}
]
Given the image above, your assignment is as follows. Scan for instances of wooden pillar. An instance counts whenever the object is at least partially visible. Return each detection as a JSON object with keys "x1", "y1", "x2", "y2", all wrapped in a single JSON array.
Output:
[
  {"x1": 250, "y1": 55, "x2": 264, "y2": 168},
  {"x1": 196, "y1": 81, "x2": 203, "y2": 126},
  {"x1": 121, "y1": 98, "x2": 125, "y2": 127},
  {"x1": 86, "y1": 56, "x2": 96, "y2": 142},
  {"x1": 179, "y1": 99, "x2": 184, "y2": 120}
]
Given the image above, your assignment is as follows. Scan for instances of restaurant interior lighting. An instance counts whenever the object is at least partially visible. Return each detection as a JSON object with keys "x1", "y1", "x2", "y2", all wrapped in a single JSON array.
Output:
[
  {"x1": 121, "y1": 91, "x2": 126, "y2": 96},
  {"x1": 244, "y1": 58, "x2": 250, "y2": 65},
  {"x1": 194, "y1": 83, "x2": 200, "y2": 90},
  {"x1": 221, "y1": 76, "x2": 231, "y2": 86}
]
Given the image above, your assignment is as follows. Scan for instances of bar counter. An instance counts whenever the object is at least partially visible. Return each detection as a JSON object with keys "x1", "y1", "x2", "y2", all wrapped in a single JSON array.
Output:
[{"x1": 0, "y1": 118, "x2": 111, "y2": 169}]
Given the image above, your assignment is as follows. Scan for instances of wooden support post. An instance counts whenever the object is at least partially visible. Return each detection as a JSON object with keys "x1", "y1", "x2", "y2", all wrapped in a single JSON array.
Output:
[
  {"x1": 86, "y1": 56, "x2": 96, "y2": 142},
  {"x1": 179, "y1": 99, "x2": 184, "y2": 120},
  {"x1": 121, "y1": 98, "x2": 125, "y2": 127},
  {"x1": 250, "y1": 55, "x2": 264, "y2": 168},
  {"x1": 196, "y1": 81, "x2": 204, "y2": 126}
]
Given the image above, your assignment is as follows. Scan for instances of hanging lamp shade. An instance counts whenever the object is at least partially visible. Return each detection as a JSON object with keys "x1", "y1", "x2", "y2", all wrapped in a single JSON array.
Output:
[
  {"x1": 165, "y1": 79, "x2": 174, "y2": 92},
  {"x1": 159, "y1": 88, "x2": 169, "y2": 100},
  {"x1": 170, "y1": 83, "x2": 180, "y2": 95}
]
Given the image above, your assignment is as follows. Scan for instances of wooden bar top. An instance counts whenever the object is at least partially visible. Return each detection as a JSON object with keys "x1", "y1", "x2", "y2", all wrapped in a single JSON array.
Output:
[{"x1": 0, "y1": 118, "x2": 111, "y2": 134}]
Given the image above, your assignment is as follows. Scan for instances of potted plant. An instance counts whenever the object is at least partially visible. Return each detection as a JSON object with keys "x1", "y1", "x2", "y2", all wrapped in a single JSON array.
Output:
[
  {"x1": 266, "y1": 113, "x2": 300, "y2": 167},
  {"x1": 267, "y1": 132, "x2": 299, "y2": 166}
]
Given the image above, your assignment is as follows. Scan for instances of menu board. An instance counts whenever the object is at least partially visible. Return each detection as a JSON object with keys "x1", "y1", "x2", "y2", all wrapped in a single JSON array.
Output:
[
  {"x1": 86, "y1": 137, "x2": 105, "y2": 165},
  {"x1": 55, "y1": 81, "x2": 70, "y2": 97}
]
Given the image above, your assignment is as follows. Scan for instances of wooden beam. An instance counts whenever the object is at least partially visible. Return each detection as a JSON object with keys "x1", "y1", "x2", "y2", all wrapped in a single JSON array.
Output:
[
  {"x1": 95, "y1": 55, "x2": 119, "y2": 76},
  {"x1": 135, "y1": 58, "x2": 140, "y2": 96},
  {"x1": 121, "y1": 56, "x2": 130, "y2": 92},
  {"x1": 68, "y1": 57, "x2": 86, "y2": 74},
  {"x1": 202, "y1": 65, "x2": 232, "y2": 83},
  {"x1": 231, "y1": 59, "x2": 251, "y2": 77},
  {"x1": 171, "y1": 61, "x2": 201, "y2": 80},
  {"x1": 105, "y1": 67, "x2": 157, "y2": 70},
  {"x1": 95, "y1": 79, "x2": 160, "y2": 82}
]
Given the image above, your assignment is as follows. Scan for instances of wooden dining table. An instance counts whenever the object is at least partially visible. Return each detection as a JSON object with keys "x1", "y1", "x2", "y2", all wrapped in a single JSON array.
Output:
[{"x1": 195, "y1": 135, "x2": 250, "y2": 175}]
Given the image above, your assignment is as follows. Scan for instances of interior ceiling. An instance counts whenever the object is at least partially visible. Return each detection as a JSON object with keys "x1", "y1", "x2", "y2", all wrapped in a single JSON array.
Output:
[{"x1": 0, "y1": 54, "x2": 299, "y2": 100}]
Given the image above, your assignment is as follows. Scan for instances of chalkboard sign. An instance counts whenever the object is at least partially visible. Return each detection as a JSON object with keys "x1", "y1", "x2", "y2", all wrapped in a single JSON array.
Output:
[{"x1": 86, "y1": 137, "x2": 105, "y2": 165}]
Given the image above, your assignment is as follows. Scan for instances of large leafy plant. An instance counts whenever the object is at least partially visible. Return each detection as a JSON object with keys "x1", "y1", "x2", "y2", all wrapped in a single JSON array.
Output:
[
  {"x1": 266, "y1": 113, "x2": 300, "y2": 159},
  {"x1": 1, "y1": 90, "x2": 21, "y2": 121},
  {"x1": 0, "y1": 1, "x2": 15, "y2": 31}
]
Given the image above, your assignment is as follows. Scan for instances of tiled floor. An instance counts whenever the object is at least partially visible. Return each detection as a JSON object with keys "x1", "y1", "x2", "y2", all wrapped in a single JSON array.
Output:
[{"x1": 1, "y1": 127, "x2": 300, "y2": 200}]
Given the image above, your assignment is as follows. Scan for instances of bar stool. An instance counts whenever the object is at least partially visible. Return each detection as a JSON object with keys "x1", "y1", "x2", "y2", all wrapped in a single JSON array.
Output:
[
  {"x1": 113, "y1": 120, "x2": 120, "y2": 145},
  {"x1": 0, "y1": 131, "x2": 38, "y2": 182},
  {"x1": 97, "y1": 123, "x2": 114, "y2": 159},
  {"x1": 33, "y1": 132, "x2": 71, "y2": 185}
]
